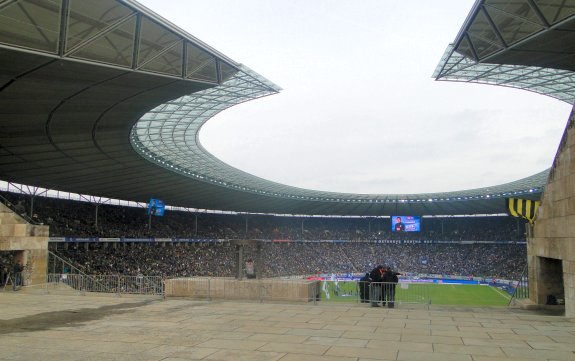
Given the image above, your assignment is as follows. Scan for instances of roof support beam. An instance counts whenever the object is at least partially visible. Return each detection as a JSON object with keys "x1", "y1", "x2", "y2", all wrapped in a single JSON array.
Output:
[
  {"x1": 57, "y1": 0, "x2": 69, "y2": 56},
  {"x1": 526, "y1": 0, "x2": 551, "y2": 28},
  {"x1": 480, "y1": 5, "x2": 508, "y2": 49}
]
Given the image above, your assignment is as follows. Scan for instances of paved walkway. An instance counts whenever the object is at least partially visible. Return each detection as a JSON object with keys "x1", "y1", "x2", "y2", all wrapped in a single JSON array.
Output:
[{"x1": 0, "y1": 292, "x2": 573, "y2": 360}]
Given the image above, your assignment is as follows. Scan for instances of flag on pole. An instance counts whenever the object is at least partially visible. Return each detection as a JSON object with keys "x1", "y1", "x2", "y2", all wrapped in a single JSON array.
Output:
[{"x1": 507, "y1": 198, "x2": 540, "y2": 224}]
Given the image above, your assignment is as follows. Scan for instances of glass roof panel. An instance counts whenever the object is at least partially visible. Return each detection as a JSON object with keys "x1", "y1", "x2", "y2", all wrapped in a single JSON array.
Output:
[
  {"x1": 186, "y1": 42, "x2": 217, "y2": 83},
  {"x1": 0, "y1": 0, "x2": 61, "y2": 53},
  {"x1": 455, "y1": 36, "x2": 476, "y2": 60},
  {"x1": 485, "y1": 0, "x2": 544, "y2": 25},
  {"x1": 533, "y1": 0, "x2": 575, "y2": 24},
  {"x1": 139, "y1": 40, "x2": 183, "y2": 76},
  {"x1": 434, "y1": 44, "x2": 575, "y2": 104},
  {"x1": 66, "y1": 0, "x2": 133, "y2": 52},
  {"x1": 131, "y1": 66, "x2": 289, "y2": 195},
  {"x1": 468, "y1": 9, "x2": 505, "y2": 48},
  {"x1": 131, "y1": 60, "x2": 542, "y2": 204},
  {"x1": 468, "y1": 33, "x2": 503, "y2": 58},
  {"x1": 220, "y1": 61, "x2": 239, "y2": 83},
  {"x1": 485, "y1": 5, "x2": 546, "y2": 45},
  {"x1": 138, "y1": 17, "x2": 181, "y2": 68},
  {"x1": 70, "y1": 15, "x2": 136, "y2": 68}
]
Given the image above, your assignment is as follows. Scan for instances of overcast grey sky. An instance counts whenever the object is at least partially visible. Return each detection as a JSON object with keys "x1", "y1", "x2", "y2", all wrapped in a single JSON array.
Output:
[{"x1": 139, "y1": 0, "x2": 572, "y2": 195}]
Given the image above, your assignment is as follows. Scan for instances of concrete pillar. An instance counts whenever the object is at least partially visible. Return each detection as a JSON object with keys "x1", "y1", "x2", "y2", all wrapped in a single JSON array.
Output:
[
  {"x1": 236, "y1": 244, "x2": 244, "y2": 280},
  {"x1": 256, "y1": 243, "x2": 262, "y2": 279}
]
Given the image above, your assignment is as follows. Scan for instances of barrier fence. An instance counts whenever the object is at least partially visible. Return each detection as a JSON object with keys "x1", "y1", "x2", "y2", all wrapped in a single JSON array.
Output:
[
  {"x1": 41, "y1": 275, "x2": 520, "y2": 307},
  {"x1": 45, "y1": 274, "x2": 164, "y2": 297},
  {"x1": 508, "y1": 277, "x2": 529, "y2": 305},
  {"x1": 320, "y1": 281, "x2": 431, "y2": 305},
  {"x1": 508, "y1": 264, "x2": 529, "y2": 305},
  {"x1": 164, "y1": 279, "x2": 432, "y2": 305}
]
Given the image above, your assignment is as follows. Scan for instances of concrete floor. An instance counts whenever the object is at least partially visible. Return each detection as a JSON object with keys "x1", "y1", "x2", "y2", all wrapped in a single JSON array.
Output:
[{"x1": 0, "y1": 291, "x2": 574, "y2": 361}]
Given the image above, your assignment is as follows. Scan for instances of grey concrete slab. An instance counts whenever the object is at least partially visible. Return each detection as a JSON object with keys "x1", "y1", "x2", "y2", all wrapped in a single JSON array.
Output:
[{"x1": 1, "y1": 292, "x2": 575, "y2": 360}]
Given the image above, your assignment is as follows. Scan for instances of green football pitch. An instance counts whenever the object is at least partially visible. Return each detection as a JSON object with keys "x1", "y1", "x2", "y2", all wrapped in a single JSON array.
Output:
[{"x1": 319, "y1": 281, "x2": 511, "y2": 306}]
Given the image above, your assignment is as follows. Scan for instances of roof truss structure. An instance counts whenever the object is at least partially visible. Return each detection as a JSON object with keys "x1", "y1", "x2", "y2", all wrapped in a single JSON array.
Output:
[
  {"x1": 433, "y1": 44, "x2": 575, "y2": 103},
  {"x1": 0, "y1": 0, "x2": 565, "y2": 216},
  {"x1": 0, "y1": 0, "x2": 238, "y2": 83},
  {"x1": 452, "y1": 0, "x2": 575, "y2": 70}
]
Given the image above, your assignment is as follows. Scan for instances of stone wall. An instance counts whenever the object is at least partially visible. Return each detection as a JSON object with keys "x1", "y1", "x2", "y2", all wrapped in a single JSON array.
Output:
[
  {"x1": 530, "y1": 107, "x2": 575, "y2": 315},
  {"x1": 165, "y1": 277, "x2": 320, "y2": 302},
  {"x1": 0, "y1": 203, "x2": 49, "y2": 285}
]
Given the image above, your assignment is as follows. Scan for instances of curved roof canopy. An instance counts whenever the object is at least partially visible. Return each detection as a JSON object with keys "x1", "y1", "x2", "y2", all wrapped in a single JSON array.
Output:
[
  {"x1": 434, "y1": 44, "x2": 575, "y2": 104},
  {"x1": 0, "y1": 0, "x2": 564, "y2": 216}
]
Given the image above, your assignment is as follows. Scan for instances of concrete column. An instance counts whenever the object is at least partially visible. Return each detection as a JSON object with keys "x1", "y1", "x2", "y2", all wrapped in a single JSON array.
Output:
[
  {"x1": 236, "y1": 245, "x2": 243, "y2": 280},
  {"x1": 256, "y1": 243, "x2": 262, "y2": 279}
]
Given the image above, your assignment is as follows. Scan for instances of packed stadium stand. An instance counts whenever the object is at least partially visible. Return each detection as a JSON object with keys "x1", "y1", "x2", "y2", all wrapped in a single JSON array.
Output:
[
  {"x1": 48, "y1": 241, "x2": 527, "y2": 280},
  {"x1": 1, "y1": 191, "x2": 527, "y2": 241},
  {"x1": 0, "y1": 191, "x2": 527, "y2": 281}
]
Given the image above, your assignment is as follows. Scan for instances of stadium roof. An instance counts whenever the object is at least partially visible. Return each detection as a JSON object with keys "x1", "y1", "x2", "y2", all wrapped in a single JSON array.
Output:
[
  {"x1": 433, "y1": 44, "x2": 575, "y2": 104},
  {"x1": 0, "y1": 0, "x2": 567, "y2": 216},
  {"x1": 449, "y1": 0, "x2": 575, "y2": 70}
]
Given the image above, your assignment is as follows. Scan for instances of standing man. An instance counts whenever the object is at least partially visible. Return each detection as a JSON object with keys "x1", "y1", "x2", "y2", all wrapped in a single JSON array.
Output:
[
  {"x1": 358, "y1": 272, "x2": 370, "y2": 303},
  {"x1": 369, "y1": 265, "x2": 385, "y2": 307},
  {"x1": 12, "y1": 260, "x2": 23, "y2": 291},
  {"x1": 383, "y1": 267, "x2": 400, "y2": 308}
]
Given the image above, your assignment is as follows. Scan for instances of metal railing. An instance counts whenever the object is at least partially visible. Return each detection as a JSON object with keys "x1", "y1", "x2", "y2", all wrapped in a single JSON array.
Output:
[
  {"x1": 45, "y1": 274, "x2": 164, "y2": 297},
  {"x1": 0, "y1": 194, "x2": 41, "y2": 225},
  {"x1": 48, "y1": 251, "x2": 88, "y2": 275},
  {"x1": 40, "y1": 274, "x2": 522, "y2": 307},
  {"x1": 508, "y1": 264, "x2": 529, "y2": 306},
  {"x1": 46, "y1": 251, "x2": 164, "y2": 297},
  {"x1": 320, "y1": 281, "x2": 431, "y2": 306}
]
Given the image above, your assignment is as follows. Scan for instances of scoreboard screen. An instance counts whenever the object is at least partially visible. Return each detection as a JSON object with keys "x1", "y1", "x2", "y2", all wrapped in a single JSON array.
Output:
[
  {"x1": 391, "y1": 215, "x2": 420, "y2": 232},
  {"x1": 148, "y1": 198, "x2": 165, "y2": 217}
]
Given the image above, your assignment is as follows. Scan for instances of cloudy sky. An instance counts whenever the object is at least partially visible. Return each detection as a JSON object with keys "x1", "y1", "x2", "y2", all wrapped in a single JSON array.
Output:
[{"x1": 139, "y1": 0, "x2": 572, "y2": 195}]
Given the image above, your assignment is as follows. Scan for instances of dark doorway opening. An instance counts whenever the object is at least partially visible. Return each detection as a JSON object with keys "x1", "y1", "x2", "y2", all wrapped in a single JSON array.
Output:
[{"x1": 538, "y1": 257, "x2": 564, "y2": 307}]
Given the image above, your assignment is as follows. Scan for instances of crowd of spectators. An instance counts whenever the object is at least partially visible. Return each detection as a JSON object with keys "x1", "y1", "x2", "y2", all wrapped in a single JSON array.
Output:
[
  {"x1": 2, "y1": 191, "x2": 528, "y2": 280},
  {"x1": 54, "y1": 242, "x2": 235, "y2": 278},
  {"x1": 1, "y1": 191, "x2": 527, "y2": 242},
  {"x1": 53, "y1": 241, "x2": 527, "y2": 280}
]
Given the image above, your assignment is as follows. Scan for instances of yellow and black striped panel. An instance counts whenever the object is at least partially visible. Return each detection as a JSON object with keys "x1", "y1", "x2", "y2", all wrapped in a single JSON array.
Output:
[{"x1": 507, "y1": 198, "x2": 540, "y2": 224}]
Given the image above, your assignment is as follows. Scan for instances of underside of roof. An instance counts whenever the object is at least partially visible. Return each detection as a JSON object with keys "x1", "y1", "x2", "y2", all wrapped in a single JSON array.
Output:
[
  {"x1": 451, "y1": 0, "x2": 575, "y2": 70},
  {"x1": 0, "y1": 0, "x2": 567, "y2": 216}
]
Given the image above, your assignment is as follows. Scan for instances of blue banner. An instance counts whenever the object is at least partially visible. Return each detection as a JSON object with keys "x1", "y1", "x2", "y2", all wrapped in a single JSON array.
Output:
[{"x1": 148, "y1": 198, "x2": 165, "y2": 216}]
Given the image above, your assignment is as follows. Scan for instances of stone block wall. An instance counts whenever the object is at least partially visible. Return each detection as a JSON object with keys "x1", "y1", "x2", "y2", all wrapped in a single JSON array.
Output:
[
  {"x1": 0, "y1": 202, "x2": 49, "y2": 286},
  {"x1": 165, "y1": 277, "x2": 319, "y2": 302},
  {"x1": 530, "y1": 108, "x2": 575, "y2": 315}
]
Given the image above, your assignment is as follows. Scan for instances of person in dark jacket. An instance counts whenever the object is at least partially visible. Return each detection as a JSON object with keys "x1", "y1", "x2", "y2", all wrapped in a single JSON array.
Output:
[
  {"x1": 358, "y1": 272, "x2": 370, "y2": 303},
  {"x1": 369, "y1": 265, "x2": 385, "y2": 307},
  {"x1": 382, "y1": 267, "x2": 400, "y2": 308},
  {"x1": 12, "y1": 261, "x2": 23, "y2": 291}
]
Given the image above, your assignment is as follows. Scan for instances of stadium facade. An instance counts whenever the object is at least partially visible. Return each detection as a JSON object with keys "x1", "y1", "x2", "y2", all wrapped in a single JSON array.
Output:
[{"x1": 0, "y1": 0, "x2": 548, "y2": 217}]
